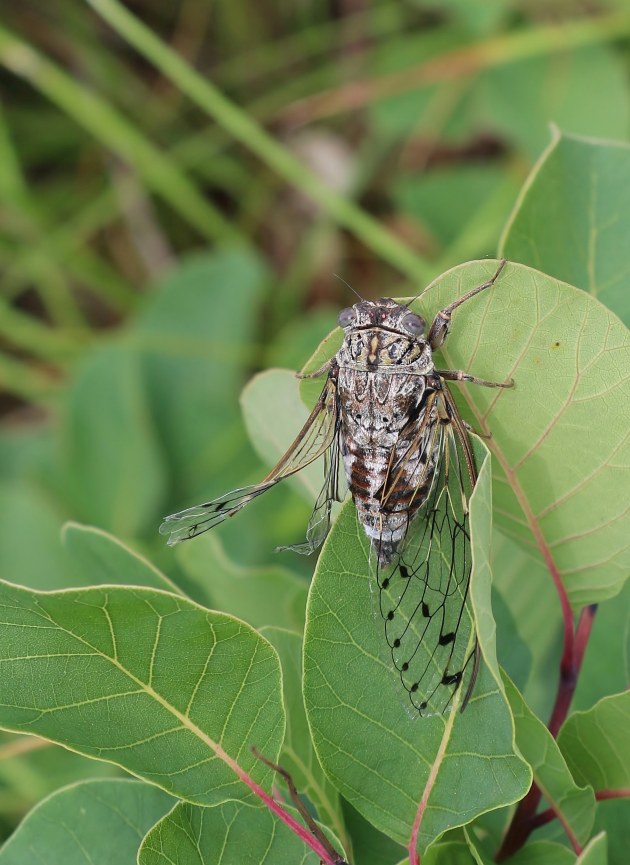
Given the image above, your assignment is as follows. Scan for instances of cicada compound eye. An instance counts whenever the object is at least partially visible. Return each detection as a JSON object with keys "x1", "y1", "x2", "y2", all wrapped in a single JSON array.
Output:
[
  {"x1": 401, "y1": 311, "x2": 425, "y2": 336},
  {"x1": 337, "y1": 307, "x2": 356, "y2": 328}
]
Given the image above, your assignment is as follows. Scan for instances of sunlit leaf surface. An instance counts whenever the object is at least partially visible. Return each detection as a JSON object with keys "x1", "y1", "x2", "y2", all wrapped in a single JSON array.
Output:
[
  {"x1": 503, "y1": 674, "x2": 595, "y2": 846},
  {"x1": 558, "y1": 692, "x2": 630, "y2": 790},
  {"x1": 0, "y1": 780, "x2": 173, "y2": 865},
  {"x1": 303, "y1": 444, "x2": 530, "y2": 852},
  {"x1": 0, "y1": 582, "x2": 284, "y2": 806},
  {"x1": 502, "y1": 130, "x2": 630, "y2": 325},
  {"x1": 62, "y1": 522, "x2": 177, "y2": 592},
  {"x1": 301, "y1": 260, "x2": 630, "y2": 607},
  {"x1": 139, "y1": 801, "x2": 335, "y2": 865}
]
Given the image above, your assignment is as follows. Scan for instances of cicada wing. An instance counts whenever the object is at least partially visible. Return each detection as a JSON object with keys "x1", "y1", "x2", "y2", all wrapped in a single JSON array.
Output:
[
  {"x1": 159, "y1": 482, "x2": 276, "y2": 546},
  {"x1": 375, "y1": 387, "x2": 479, "y2": 717},
  {"x1": 160, "y1": 376, "x2": 339, "y2": 546},
  {"x1": 279, "y1": 409, "x2": 344, "y2": 555}
]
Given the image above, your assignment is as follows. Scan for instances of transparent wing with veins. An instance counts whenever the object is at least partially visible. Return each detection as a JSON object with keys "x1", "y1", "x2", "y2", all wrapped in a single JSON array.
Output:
[
  {"x1": 375, "y1": 387, "x2": 479, "y2": 717},
  {"x1": 279, "y1": 402, "x2": 344, "y2": 555},
  {"x1": 160, "y1": 376, "x2": 340, "y2": 547}
]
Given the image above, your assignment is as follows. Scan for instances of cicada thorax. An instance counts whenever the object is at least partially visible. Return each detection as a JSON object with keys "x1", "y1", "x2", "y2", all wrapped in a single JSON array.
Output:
[
  {"x1": 336, "y1": 325, "x2": 438, "y2": 566},
  {"x1": 161, "y1": 264, "x2": 511, "y2": 716}
]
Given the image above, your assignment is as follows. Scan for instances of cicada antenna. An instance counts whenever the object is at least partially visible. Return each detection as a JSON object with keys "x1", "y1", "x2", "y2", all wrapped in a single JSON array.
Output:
[
  {"x1": 404, "y1": 278, "x2": 434, "y2": 308},
  {"x1": 333, "y1": 273, "x2": 364, "y2": 302}
]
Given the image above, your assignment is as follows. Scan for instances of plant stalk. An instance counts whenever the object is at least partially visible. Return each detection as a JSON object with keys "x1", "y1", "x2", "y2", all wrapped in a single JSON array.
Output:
[
  {"x1": 86, "y1": 0, "x2": 433, "y2": 284},
  {"x1": 495, "y1": 604, "x2": 598, "y2": 861}
]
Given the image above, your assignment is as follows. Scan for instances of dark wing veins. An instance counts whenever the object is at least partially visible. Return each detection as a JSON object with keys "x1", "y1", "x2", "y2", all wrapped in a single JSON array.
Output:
[
  {"x1": 375, "y1": 388, "x2": 479, "y2": 716},
  {"x1": 279, "y1": 384, "x2": 344, "y2": 554},
  {"x1": 160, "y1": 373, "x2": 340, "y2": 547}
]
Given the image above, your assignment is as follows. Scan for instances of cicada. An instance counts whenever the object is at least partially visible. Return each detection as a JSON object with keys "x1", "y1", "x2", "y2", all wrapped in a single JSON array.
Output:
[{"x1": 160, "y1": 260, "x2": 513, "y2": 716}]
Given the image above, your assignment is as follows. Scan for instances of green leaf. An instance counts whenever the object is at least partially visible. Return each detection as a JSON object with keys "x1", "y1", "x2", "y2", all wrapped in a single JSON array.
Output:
[
  {"x1": 576, "y1": 832, "x2": 607, "y2": 865},
  {"x1": 590, "y1": 799, "x2": 630, "y2": 865},
  {"x1": 490, "y1": 530, "x2": 560, "y2": 719},
  {"x1": 479, "y1": 46, "x2": 629, "y2": 159},
  {"x1": 139, "y1": 801, "x2": 331, "y2": 865},
  {"x1": 176, "y1": 534, "x2": 308, "y2": 631},
  {"x1": 501, "y1": 129, "x2": 630, "y2": 324},
  {"x1": 422, "y1": 261, "x2": 630, "y2": 607},
  {"x1": 423, "y1": 841, "x2": 476, "y2": 865},
  {"x1": 0, "y1": 779, "x2": 174, "y2": 865},
  {"x1": 463, "y1": 827, "x2": 494, "y2": 865},
  {"x1": 260, "y1": 627, "x2": 345, "y2": 849},
  {"x1": 301, "y1": 260, "x2": 630, "y2": 607},
  {"x1": 574, "y1": 580, "x2": 630, "y2": 711},
  {"x1": 303, "y1": 441, "x2": 530, "y2": 852},
  {"x1": 60, "y1": 345, "x2": 167, "y2": 537},
  {"x1": 134, "y1": 249, "x2": 268, "y2": 500},
  {"x1": 558, "y1": 692, "x2": 630, "y2": 790},
  {"x1": 240, "y1": 369, "x2": 321, "y2": 501},
  {"x1": 0, "y1": 582, "x2": 284, "y2": 806},
  {"x1": 340, "y1": 799, "x2": 406, "y2": 865},
  {"x1": 498, "y1": 840, "x2": 576, "y2": 865},
  {"x1": 492, "y1": 581, "x2": 532, "y2": 695},
  {"x1": 62, "y1": 522, "x2": 178, "y2": 592},
  {"x1": 386, "y1": 830, "x2": 484, "y2": 865},
  {"x1": 503, "y1": 674, "x2": 596, "y2": 846},
  {"x1": 0, "y1": 481, "x2": 72, "y2": 589}
]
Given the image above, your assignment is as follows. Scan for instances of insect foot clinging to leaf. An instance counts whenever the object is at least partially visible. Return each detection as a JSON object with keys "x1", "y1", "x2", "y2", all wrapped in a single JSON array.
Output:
[{"x1": 161, "y1": 259, "x2": 514, "y2": 716}]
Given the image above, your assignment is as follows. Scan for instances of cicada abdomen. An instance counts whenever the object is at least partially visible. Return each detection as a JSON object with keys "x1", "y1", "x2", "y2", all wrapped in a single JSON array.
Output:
[{"x1": 160, "y1": 260, "x2": 512, "y2": 716}]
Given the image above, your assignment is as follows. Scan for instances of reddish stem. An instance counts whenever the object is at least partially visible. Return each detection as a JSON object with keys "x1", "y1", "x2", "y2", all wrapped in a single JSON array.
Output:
[
  {"x1": 548, "y1": 604, "x2": 597, "y2": 738},
  {"x1": 528, "y1": 806, "x2": 554, "y2": 832},
  {"x1": 199, "y1": 737, "x2": 339, "y2": 864},
  {"x1": 251, "y1": 747, "x2": 348, "y2": 865},
  {"x1": 528, "y1": 788, "x2": 630, "y2": 834},
  {"x1": 596, "y1": 788, "x2": 630, "y2": 801},
  {"x1": 495, "y1": 604, "x2": 598, "y2": 861},
  {"x1": 233, "y1": 761, "x2": 339, "y2": 864}
]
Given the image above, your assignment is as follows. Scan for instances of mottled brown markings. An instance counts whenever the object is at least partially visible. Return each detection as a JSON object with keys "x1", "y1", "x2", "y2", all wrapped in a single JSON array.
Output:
[{"x1": 160, "y1": 260, "x2": 512, "y2": 717}]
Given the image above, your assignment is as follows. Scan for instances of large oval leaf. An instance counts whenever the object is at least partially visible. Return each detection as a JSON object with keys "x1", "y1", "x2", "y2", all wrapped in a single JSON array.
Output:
[
  {"x1": 0, "y1": 582, "x2": 284, "y2": 805},
  {"x1": 558, "y1": 691, "x2": 630, "y2": 791},
  {"x1": 303, "y1": 442, "x2": 530, "y2": 852},
  {"x1": 503, "y1": 674, "x2": 595, "y2": 847},
  {"x1": 429, "y1": 261, "x2": 629, "y2": 606},
  {"x1": 140, "y1": 801, "x2": 338, "y2": 865},
  {"x1": 501, "y1": 129, "x2": 630, "y2": 325},
  {"x1": 0, "y1": 779, "x2": 173, "y2": 865},
  {"x1": 301, "y1": 259, "x2": 630, "y2": 606}
]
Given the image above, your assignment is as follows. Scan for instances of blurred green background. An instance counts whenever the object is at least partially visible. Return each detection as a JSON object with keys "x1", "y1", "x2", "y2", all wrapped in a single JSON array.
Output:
[{"x1": 0, "y1": 0, "x2": 629, "y2": 847}]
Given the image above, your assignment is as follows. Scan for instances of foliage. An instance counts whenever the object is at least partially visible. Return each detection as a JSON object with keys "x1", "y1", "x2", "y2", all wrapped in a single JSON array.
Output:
[{"x1": 0, "y1": 1, "x2": 629, "y2": 864}]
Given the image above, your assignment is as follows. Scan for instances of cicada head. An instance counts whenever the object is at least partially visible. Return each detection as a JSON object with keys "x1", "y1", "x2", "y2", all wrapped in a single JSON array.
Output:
[{"x1": 337, "y1": 299, "x2": 432, "y2": 371}]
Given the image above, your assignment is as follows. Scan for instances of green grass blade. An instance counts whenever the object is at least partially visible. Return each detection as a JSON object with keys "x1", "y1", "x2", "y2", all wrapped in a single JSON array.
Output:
[
  {"x1": 86, "y1": 0, "x2": 432, "y2": 284},
  {"x1": 0, "y1": 25, "x2": 237, "y2": 246}
]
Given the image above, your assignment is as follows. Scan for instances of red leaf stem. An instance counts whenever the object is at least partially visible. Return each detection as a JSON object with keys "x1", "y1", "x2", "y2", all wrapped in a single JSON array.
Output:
[{"x1": 495, "y1": 604, "x2": 598, "y2": 861}]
